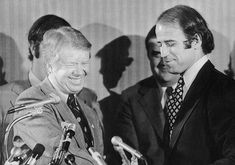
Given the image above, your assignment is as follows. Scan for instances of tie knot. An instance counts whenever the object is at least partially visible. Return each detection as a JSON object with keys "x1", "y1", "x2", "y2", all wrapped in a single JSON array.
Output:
[
  {"x1": 67, "y1": 94, "x2": 75, "y2": 106},
  {"x1": 172, "y1": 76, "x2": 184, "y2": 96},
  {"x1": 166, "y1": 86, "x2": 173, "y2": 96},
  {"x1": 177, "y1": 76, "x2": 185, "y2": 87}
]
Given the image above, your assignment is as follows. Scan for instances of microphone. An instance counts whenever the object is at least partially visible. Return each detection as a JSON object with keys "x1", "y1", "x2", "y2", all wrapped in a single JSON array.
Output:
[
  {"x1": 8, "y1": 93, "x2": 60, "y2": 114},
  {"x1": 49, "y1": 122, "x2": 76, "y2": 165},
  {"x1": 12, "y1": 149, "x2": 31, "y2": 164},
  {"x1": 62, "y1": 123, "x2": 76, "y2": 152},
  {"x1": 64, "y1": 154, "x2": 77, "y2": 165},
  {"x1": 26, "y1": 143, "x2": 45, "y2": 165},
  {"x1": 111, "y1": 136, "x2": 145, "y2": 160},
  {"x1": 4, "y1": 146, "x2": 23, "y2": 165}
]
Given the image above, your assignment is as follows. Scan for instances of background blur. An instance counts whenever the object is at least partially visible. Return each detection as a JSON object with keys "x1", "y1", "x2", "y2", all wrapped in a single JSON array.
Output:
[{"x1": 0, "y1": 0, "x2": 234, "y2": 100}]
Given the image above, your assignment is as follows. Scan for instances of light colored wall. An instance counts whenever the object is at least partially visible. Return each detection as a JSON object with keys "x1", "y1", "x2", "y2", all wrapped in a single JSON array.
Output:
[{"x1": 0, "y1": 0, "x2": 234, "y2": 100}]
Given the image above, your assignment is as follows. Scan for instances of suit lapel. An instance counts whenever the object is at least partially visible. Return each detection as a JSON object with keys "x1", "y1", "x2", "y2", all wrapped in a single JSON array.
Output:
[
  {"x1": 138, "y1": 76, "x2": 165, "y2": 139},
  {"x1": 169, "y1": 61, "x2": 214, "y2": 149}
]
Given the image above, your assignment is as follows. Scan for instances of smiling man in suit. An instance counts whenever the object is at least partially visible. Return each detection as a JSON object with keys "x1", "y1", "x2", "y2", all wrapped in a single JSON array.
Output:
[
  {"x1": 0, "y1": 15, "x2": 99, "y2": 164},
  {"x1": 114, "y1": 25, "x2": 179, "y2": 165},
  {"x1": 12, "y1": 27, "x2": 103, "y2": 165},
  {"x1": 155, "y1": 5, "x2": 235, "y2": 165}
]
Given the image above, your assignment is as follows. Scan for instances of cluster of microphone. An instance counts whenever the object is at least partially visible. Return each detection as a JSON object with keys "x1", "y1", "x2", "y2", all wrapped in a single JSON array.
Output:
[
  {"x1": 5, "y1": 143, "x2": 45, "y2": 165},
  {"x1": 4, "y1": 93, "x2": 146, "y2": 165},
  {"x1": 5, "y1": 121, "x2": 77, "y2": 165},
  {"x1": 4, "y1": 93, "x2": 76, "y2": 165}
]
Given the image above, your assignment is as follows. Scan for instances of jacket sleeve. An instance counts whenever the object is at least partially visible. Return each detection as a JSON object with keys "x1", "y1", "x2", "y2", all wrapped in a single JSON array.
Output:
[
  {"x1": 114, "y1": 92, "x2": 139, "y2": 154},
  {"x1": 208, "y1": 83, "x2": 235, "y2": 165}
]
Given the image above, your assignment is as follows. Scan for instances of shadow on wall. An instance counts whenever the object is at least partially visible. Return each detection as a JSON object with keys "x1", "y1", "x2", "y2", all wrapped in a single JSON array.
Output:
[
  {"x1": 0, "y1": 33, "x2": 23, "y2": 83},
  {"x1": 80, "y1": 23, "x2": 124, "y2": 98},
  {"x1": 95, "y1": 36, "x2": 133, "y2": 163},
  {"x1": 97, "y1": 36, "x2": 133, "y2": 90},
  {"x1": 0, "y1": 56, "x2": 7, "y2": 85},
  {"x1": 224, "y1": 41, "x2": 235, "y2": 79}
]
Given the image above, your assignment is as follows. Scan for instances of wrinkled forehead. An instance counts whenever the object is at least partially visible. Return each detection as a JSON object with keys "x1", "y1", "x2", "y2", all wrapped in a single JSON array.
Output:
[{"x1": 58, "y1": 46, "x2": 90, "y2": 62}]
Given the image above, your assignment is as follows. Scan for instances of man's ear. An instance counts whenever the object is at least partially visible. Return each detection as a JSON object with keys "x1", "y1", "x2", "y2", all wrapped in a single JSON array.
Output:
[
  {"x1": 29, "y1": 43, "x2": 36, "y2": 56},
  {"x1": 191, "y1": 34, "x2": 202, "y2": 49}
]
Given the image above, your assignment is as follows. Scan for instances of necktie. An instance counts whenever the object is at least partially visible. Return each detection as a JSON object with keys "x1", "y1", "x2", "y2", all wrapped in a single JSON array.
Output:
[
  {"x1": 165, "y1": 87, "x2": 173, "y2": 101},
  {"x1": 67, "y1": 94, "x2": 94, "y2": 149},
  {"x1": 165, "y1": 76, "x2": 184, "y2": 137}
]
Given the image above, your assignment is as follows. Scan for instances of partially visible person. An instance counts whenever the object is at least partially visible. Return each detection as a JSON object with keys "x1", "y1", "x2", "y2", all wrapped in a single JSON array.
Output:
[
  {"x1": 155, "y1": 5, "x2": 235, "y2": 165},
  {"x1": 0, "y1": 14, "x2": 71, "y2": 163},
  {"x1": 0, "y1": 57, "x2": 7, "y2": 85},
  {"x1": 12, "y1": 26, "x2": 103, "y2": 165},
  {"x1": 114, "y1": 25, "x2": 179, "y2": 165}
]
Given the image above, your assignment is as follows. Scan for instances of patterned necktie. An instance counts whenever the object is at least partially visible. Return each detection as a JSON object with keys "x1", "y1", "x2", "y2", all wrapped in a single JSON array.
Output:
[
  {"x1": 165, "y1": 87, "x2": 173, "y2": 101},
  {"x1": 165, "y1": 76, "x2": 184, "y2": 137},
  {"x1": 67, "y1": 94, "x2": 94, "y2": 149}
]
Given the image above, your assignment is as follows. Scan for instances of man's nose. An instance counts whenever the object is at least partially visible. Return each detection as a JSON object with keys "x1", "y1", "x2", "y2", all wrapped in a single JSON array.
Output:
[
  {"x1": 160, "y1": 44, "x2": 169, "y2": 58},
  {"x1": 72, "y1": 64, "x2": 84, "y2": 75}
]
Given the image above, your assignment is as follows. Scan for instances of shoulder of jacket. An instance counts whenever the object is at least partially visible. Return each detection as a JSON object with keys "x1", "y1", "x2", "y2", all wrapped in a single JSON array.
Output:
[
  {"x1": 0, "y1": 80, "x2": 30, "y2": 94},
  {"x1": 122, "y1": 76, "x2": 156, "y2": 96}
]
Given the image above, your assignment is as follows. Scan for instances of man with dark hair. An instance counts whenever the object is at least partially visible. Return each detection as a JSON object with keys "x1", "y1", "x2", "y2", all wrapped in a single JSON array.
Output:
[
  {"x1": 115, "y1": 25, "x2": 179, "y2": 165},
  {"x1": 155, "y1": 5, "x2": 235, "y2": 165},
  {"x1": 27, "y1": 14, "x2": 71, "y2": 81},
  {"x1": 13, "y1": 26, "x2": 103, "y2": 165}
]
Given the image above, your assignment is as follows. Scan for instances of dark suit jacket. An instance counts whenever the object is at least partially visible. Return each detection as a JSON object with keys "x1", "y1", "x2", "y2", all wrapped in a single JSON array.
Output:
[
  {"x1": 115, "y1": 76, "x2": 165, "y2": 165},
  {"x1": 164, "y1": 61, "x2": 235, "y2": 165},
  {"x1": 12, "y1": 78, "x2": 104, "y2": 165}
]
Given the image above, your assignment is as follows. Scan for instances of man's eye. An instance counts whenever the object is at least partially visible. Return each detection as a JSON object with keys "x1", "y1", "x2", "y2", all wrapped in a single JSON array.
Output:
[{"x1": 166, "y1": 42, "x2": 176, "y2": 47}]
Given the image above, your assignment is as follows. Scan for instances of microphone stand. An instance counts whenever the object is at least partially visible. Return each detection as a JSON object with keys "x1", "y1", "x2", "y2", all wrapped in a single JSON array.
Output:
[
  {"x1": 88, "y1": 147, "x2": 107, "y2": 165},
  {"x1": 113, "y1": 145, "x2": 130, "y2": 165},
  {"x1": 130, "y1": 155, "x2": 138, "y2": 165},
  {"x1": 49, "y1": 122, "x2": 75, "y2": 165},
  {"x1": 4, "y1": 108, "x2": 43, "y2": 160}
]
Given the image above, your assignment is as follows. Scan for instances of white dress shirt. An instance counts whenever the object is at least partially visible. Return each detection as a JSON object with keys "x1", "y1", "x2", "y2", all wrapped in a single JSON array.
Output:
[
  {"x1": 161, "y1": 84, "x2": 177, "y2": 109},
  {"x1": 28, "y1": 70, "x2": 41, "y2": 87},
  {"x1": 182, "y1": 55, "x2": 209, "y2": 98}
]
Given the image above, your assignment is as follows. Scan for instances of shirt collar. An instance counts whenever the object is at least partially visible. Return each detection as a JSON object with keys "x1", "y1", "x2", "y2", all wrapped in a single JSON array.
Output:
[
  {"x1": 183, "y1": 55, "x2": 209, "y2": 96},
  {"x1": 161, "y1": 83, "x2": 177, "y2": 108},
  {"x1": 29, "y1": 70, "x2": 41, "y2": 87}
]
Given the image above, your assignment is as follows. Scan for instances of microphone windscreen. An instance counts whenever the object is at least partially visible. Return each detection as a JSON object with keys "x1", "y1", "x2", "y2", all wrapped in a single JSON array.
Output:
[
  {"x1": 32, "y1": 143, "x2": 45, "y2": 159},
  {"x1": 111, "y1": 136, "x2": 122, "y2": 145}
]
